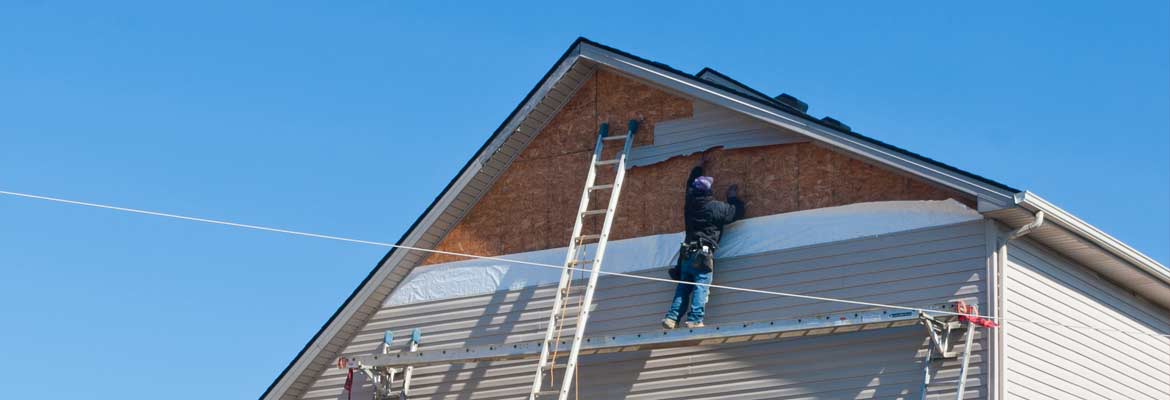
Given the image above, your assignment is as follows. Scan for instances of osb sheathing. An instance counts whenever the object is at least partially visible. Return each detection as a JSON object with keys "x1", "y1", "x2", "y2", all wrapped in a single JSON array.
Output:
[{"x1": 423, "y1": 69, "x2": 974, "y2": 264}]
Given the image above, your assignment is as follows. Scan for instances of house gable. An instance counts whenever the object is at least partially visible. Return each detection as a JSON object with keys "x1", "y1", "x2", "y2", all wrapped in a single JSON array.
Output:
[
  {"x1": 263, "y1": 38, "x2": 1167, "y2": 400},
  {"x1": 423, "y1": 68, "x2": 973, "y2": 264}
]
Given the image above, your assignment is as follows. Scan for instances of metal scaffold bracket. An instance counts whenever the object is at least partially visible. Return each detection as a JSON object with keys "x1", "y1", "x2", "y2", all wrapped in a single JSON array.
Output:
[
  {"x1": 344, "y1": 303, "x2": 965, "y2": 370},
  {"x1": 340, "y1": 329, "x2": 422, "y2": 400},
  {"x1": 337, "y1": 297, "x2": 990, "y2": 400},
  {"x1": 919, "y1": 301, "x2": 998, "y2": 400}
]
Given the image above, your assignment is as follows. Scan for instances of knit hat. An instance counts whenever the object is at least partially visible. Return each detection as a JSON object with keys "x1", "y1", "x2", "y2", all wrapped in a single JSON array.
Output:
[{"x1": 692, "y1": 176, "x2": 714, "y2": 192}]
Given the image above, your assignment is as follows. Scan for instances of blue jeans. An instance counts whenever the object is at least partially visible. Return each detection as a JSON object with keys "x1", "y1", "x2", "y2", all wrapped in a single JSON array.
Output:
[{"x1": 665, "y1": 252, "x2": 713, "y2": 324}]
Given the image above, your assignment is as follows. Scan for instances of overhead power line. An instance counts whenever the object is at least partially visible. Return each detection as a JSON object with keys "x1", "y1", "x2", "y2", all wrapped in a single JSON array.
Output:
[{"x1": 2, "y1": 189, "x2": 1167, "y2": 339}]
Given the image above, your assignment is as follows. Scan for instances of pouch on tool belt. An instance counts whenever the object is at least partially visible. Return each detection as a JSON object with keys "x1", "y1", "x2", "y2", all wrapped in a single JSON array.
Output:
[
  {"x1": 698, "y1": 245, "x2": 715, "y2": 272},
  {"x1": 668, "y1": 243, "x2": 684, "y2": 280}
]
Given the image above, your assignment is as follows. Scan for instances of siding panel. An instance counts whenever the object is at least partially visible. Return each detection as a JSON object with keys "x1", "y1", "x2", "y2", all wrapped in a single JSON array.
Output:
[
  {"x1": 628, "y1": 100, "x2": 808, "y2": 167},
  {"x1": 304, "y1": 222, "x2": 990, "y2": 399},
  {"x1": 1003, "y1": 240, "x2": 1170, "y2": 400}
]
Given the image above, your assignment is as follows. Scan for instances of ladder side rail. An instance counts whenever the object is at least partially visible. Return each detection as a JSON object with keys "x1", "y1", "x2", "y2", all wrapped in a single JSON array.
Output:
[
  {"x1": 954, "y1": 324, "x2": 976, "y2": 400},
  {"x1": 380, "y1": 331, "x2": 395, "y2": 399},
  {"x1": 403, "y1": 329, "x2": 420, "y2": 397},
  {"x1": 919, "y1": 335, "x2": 934, "y2": 400},
  {"x1": 554, "y1": 120, "x2": 638, "y2": 400},
  {"x1": 528, "y1": 123, "x2": 609, "y2": 397}
]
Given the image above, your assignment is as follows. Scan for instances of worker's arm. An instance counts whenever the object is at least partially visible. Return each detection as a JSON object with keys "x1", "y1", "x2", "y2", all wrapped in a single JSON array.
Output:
[
  {"x1": 686, "y1": 167, "x2": 703, "y2": 190},
  {"x1": 726, "y1": 196, "x2": 745, "y2": 222},
  {"x1": 686, "y1": 155, "x2": 707, "y2": 189},
  {"x1": 715, "y1": 185, "x2": 746, "y2": 224}
]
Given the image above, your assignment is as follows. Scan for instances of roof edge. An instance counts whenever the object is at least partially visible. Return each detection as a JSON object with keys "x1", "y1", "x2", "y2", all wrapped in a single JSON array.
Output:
[
  {"x1": 695, "y1": 67, "x2": 800, "y2": 113},
  {"x1": 259, "y1": 37, "x2": 590, "y2": 400},
  {"x1": 577, "y1": 38, "x2": 1020, "y2": 198},
  {"x1": 1014, "y1": 191, "x2": 1170, "y2": 284},
  {"x1": 575, "y1": 38, "x2": 1018, "y2": 207}
]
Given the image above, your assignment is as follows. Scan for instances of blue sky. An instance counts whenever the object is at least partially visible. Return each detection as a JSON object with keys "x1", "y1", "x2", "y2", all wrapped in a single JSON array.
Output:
[{"x1": 1, "y1": 2, "x2": 1166, "y2": 399}]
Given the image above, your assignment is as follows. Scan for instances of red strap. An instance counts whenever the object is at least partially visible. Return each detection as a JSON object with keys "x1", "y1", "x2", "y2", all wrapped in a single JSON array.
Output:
[
  {"x1": 955, "y1": 301, "x2": 998, "y2": 328},
  {"x1": 344, "y1": 368, "x2": 354, "y2": 400}
]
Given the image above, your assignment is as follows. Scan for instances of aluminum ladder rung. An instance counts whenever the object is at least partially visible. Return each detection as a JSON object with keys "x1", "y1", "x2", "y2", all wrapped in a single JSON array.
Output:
[
  {"x1": 581, "y1": 209, "x2": 607, "y2": 216},
  {"x1": 601, "y1": 135, "x2": 627, "y2": 141},
  {"x1": 568, "y1": 259, "x2": 593, "y2": 266},
  {"x1": 595, "y1": 159, "x2": 620, "y2": 166},
  {"x1": 574, "y1": 234, "x2": 601, "y2": 242},
  {"x1": 587, "y1": 184, "x2": 613, "y2": 191},
  {"x1": 538, "y1": 362, "x2": 570, "y2": 374}
]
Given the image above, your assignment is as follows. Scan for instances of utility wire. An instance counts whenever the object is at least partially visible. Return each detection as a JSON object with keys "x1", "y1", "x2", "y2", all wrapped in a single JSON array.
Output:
[{"x1": 2, "y1": 189, "x2": 1168, "y2": 339}]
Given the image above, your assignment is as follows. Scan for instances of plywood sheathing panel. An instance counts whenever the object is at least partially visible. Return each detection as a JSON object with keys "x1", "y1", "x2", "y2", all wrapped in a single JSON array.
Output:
[
  {"x1": 595, "y1": 68, "x2": 692, "y2": 148},
  {"x1": 422, "y1": 69, "x2": 973, "y2": 264}
]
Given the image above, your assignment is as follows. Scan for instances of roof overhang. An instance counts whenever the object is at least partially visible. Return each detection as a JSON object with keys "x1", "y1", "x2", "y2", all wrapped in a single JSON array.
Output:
[
  {"x1": 986, "y1": 192, "x2": 1170, "y2": 308},
  {"x1": 573, "y1": 41, "x2": 1019, "y2": 212},
  {"x1": 262, "y1": 37, "x2": 1167, "y2": 399}
]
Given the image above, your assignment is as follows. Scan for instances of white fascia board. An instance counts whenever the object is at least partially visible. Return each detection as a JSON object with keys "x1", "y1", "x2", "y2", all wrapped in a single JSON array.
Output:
[
  {"x1": 477, "y1": 46, "x2": 583, "y2": 167},
  {"x1": 1015, "y1": 191, "x2": 1170, "y2": 284},
  {"x1": 576, "y1": 43, "x2": 1016, "y2": 209}
]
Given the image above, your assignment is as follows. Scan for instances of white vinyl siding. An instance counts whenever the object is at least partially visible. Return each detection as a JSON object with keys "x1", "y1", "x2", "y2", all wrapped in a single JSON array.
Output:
[
  {"x1": 302, "y1": 221, "x2": 990, "y2": 399},
  {"x1": 1003, "y1": 240, "x2": 1170, "y2": 400},
  {"x1": 627, "y1": 100, "x2": 807, "y2": 167}
]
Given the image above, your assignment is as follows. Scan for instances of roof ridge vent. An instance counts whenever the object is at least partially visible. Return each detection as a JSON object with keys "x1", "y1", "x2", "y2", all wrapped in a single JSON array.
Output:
[
  {"x1": 774, "y1": 93, "x2": 808, "y2": 114},
  {"x1": 819, "y1": 116, "x2": 851, "y2": 133}
]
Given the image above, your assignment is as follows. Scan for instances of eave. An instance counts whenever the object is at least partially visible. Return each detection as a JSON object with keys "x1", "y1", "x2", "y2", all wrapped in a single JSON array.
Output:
[{"x1": 985, "y1": 192, "x2": 1170, "y2": 309}]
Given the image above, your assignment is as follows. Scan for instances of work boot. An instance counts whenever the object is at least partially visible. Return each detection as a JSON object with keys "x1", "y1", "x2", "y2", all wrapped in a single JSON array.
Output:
[
  {"x1": 661, "y1": 318, "x2": 677, "y2": 329},
  {"x1": 684, "y1": 321, "x2": 704, "y2": 328}
]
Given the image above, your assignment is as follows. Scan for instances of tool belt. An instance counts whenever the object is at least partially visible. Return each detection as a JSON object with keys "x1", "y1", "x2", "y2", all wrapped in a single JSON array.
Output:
[{"x1": 673, "y1": 240, "x2": 715, "y2": 275}]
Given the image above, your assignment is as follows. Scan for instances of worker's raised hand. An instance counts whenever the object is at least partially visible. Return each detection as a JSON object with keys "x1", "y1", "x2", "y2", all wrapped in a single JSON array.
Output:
[{"x1": 726, "y1": 184, "x2": 739, "y2": 198}]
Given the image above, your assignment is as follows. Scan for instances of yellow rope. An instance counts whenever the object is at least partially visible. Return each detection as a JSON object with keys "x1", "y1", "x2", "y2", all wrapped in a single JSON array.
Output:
[{"x1": 548, "y1": 244, "x2": 586, "y2": 387}]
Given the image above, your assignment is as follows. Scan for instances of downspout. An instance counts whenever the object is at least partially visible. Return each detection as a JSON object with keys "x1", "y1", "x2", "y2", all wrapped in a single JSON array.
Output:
[
  {"x1": 990, "y1": 209, "x2": 1045, "y2": 400},
  {"x1": 1006, "y1": 210, "x2": 1046, "y2": 241}
]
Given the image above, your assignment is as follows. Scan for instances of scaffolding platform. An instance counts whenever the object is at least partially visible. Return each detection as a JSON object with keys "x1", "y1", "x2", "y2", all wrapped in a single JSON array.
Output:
[{"x1": 342, "y1": 303, "x2": 961, "y2": 370}]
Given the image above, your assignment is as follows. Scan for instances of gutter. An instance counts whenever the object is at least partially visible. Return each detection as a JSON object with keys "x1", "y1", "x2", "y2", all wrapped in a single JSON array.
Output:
[{"x1": 1013, "y1": 191, "x2": 1170, "y2": 284}]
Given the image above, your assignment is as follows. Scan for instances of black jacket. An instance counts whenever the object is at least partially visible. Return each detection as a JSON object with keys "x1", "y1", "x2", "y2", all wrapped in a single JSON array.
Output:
[{"x1": 683, "y1": 166, "x2": 745, "y2": 248}]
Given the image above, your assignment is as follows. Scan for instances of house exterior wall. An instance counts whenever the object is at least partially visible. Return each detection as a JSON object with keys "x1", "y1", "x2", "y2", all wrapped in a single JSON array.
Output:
[
  {"x1": 423, "y1": 68, "x2": 973, "y2": 265},
  {"x1": 1002, "y1": 239, "x2": 1170, "y2": 399},
  {"x1": 302, "y1": 220, "x2": 990, "y2": 399}
]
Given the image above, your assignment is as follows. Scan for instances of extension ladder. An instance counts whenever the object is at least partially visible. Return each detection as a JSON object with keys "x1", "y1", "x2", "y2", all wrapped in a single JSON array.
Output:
[{"x1": 528, "y1": 120, "x2": 638, "y2": 400}]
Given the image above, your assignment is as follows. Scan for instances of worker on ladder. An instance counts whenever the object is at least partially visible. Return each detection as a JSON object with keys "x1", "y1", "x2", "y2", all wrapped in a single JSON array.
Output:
[{"x1": 662, "y1": 153, "x2": 745, "y2": 329}]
